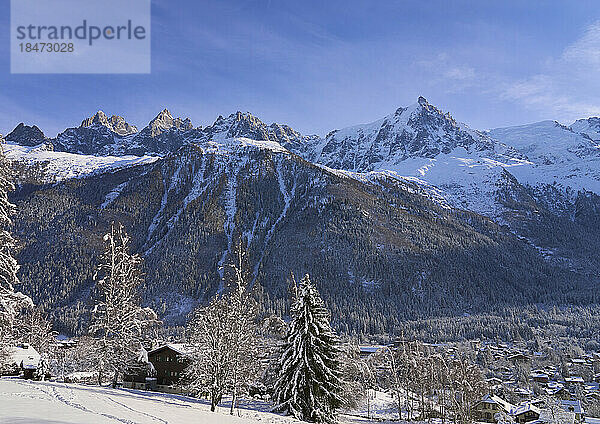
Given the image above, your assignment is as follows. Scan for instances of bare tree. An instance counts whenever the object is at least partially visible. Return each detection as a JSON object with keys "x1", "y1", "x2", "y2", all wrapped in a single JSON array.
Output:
[
  {"x1": 182, "y1": 240, "x2": 260, "y2": 414},
  {"x1": 89, "y1": 222, "x2": 158, "y2": 387}
]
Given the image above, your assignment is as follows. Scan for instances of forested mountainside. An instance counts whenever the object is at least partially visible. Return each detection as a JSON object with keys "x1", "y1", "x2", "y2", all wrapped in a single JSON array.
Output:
[{"x1": 4, "y1": 98, "x2": 600, "y2": 336}]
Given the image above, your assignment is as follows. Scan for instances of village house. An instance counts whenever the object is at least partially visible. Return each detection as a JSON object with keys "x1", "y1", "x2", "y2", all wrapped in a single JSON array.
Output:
[
  {"x1": 1, "y1": 344, "x2": 40, "y2": 379},
  {"x1": 531, "y1": 370, "x2": 549, "y2": 384},
  {"x1": 123, "y1": 344, "x2": 191, "y2": 393},
  {"x1": 508, "y1": 353, "x2": 531, "y2": 365},
  {"x1": 149, "y1": 344, "x2": 191, "y2": 393},
  {"x1": 560, "y1": 400, "x2": 585, "y2": 423},
  {"x1": 358, "y1": 345, "x2": 386, "y2": 358},
  {"x1": 472, "y1": 394, "x2": 515, "y2": 423},
  {"x1": 512, "y1": 403, "x2": 541, "y2": 423}
]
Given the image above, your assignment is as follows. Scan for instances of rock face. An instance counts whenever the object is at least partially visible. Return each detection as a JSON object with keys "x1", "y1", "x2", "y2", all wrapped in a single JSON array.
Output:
[
  {"x1": 5, "y1": 123, "x2": 48, "y2": 146},
  {"x1": 80, "y1": 111, "x2": 138, "y2": 136},
  {"x1": 571, "y1": 117, "x2": 600, "y2": 141},
  {"x1": 143, "y1": 109, "x2": 193, "y2": 137},
  {"x1": 303, "y1": 97, "x2": 494, "y2": 171},
  {"x1": 11, "y1": 137, "x2": 567, "y2": 335},
  {"x1": 51, "y1": 110, "x2": 197, "y2": 156}
]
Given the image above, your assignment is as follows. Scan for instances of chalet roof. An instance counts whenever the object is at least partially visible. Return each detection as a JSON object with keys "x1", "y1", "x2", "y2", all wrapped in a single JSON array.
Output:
[
  {"x1": 148, "y1": 343, "x2": 193, "y2": 356},
  {"x1": 512, "y1": 403, "x2": 541, "y2": 417},
  {"x1": 514, "y1": 387, "x2": 533, "y2": 396},
  {"x1": 531, "y1": 371, "x2": 549, "y2": 378},
  {"x1": 560, "y1": 400, "x2": 584, "y2": 415},
  {"x1": 358, "y1": 345, "x2": 386, "y2": 354},
  {"x1": 479, "y1": 394, "x2": 515, "y2": 413},
  {"x1": 8, "y1": 344, "x2": 40, "y2": 369}
]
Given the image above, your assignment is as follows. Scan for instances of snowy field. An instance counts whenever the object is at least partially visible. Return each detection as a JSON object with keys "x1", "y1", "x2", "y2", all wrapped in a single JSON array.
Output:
[{"x1": 0, "y1": 378, "x2": 398, "y2": 424}]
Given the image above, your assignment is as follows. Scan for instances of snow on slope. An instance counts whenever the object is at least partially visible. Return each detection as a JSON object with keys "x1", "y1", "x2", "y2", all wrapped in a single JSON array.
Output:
[
  {"x1": 571, "y1": 117, "x2": 600, "y2": 141},
  {"x1": 0, "y1": 378, "x2": 296, "y2": 424},
  {"x1": 2, "y1": 142, "x2": 159, "y2": 183},
  {"x1": 489, "y1": 121, "x2": 600, "y2": 194},
  {"x1": 312, "y1": 108, "x2": 600, "y2": 219},
  {"x1": 0, "y1": 378, "x2": 398, "y2": 424}
]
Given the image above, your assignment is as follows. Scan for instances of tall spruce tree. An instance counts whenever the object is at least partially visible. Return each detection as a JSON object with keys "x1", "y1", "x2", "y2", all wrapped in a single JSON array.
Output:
[
  {"x1": 0, "y1": 143, "x2": 32, "y2": 364},
  {"x1": 274, "y1": 274, "x2": 344, "y2": 423}
]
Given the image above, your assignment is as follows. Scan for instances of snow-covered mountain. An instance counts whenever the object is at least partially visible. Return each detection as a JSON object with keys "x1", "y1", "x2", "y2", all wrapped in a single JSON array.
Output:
[
  {"x1": 571, "y1": 117, "x2": 600, "y2": 141},
  {"x1": 55, "y1": 109, "x2": 198, "y2": 156},
  {"x1": 4, "y1": 101, "x2": 600, "y2": 333},
  {"x1": 2, "y1": 141, "x2": 158, "y2": 183},
  {"x1": 79, "y1": 110, "x2": 138, "y2": 136},
  {"x1": 307, "y1": 96, "x2": 496, "y2": 170},
  {"x1": 488, "y1": 120, "x2": 600, "y2": 194},
  {"x1": 5, "y1": 123, "x2": 48, "y2": 146}
]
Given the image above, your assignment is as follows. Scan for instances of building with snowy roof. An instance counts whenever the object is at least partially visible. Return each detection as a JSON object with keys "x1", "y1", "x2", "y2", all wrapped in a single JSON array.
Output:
[{"x1": 2, "y1": 343, "x2": 40, "y2": 379}]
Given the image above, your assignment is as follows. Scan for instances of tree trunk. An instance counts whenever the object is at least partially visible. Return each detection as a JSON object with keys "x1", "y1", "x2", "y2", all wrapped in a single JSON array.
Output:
[
  {"x1": 230, "y1": 386, "x2": 236, "y2": 415},
  {"x1": 112, "y1": 370, "x2": 119, "y2": 388},
  {"x1": 210, "y1": 390, "x2": 220, "y2": 412}
]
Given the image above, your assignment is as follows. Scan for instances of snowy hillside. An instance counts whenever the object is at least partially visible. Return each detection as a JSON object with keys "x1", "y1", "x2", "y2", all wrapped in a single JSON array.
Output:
[
  {"x1": 2, "y1": 142, "x2": 159, "y2": 183},
  {"x1": 571, "y1": 117, "x2": 600, "y2": 141},
  {"x1": 489, "y1": 120, "x2": 600, "y2": 194},
  {"x1": 290, "y1": 99, "x2": 600, "y2": 218},
  {"x1": 6, "y1": 101, "x2": 600, "y2": 332},
  {"x1": 0, "y1": 378, "x2": 401, "y2": 424},
  {"x1": 0, "y1": 378, "x2": 296, "y2": 424}
]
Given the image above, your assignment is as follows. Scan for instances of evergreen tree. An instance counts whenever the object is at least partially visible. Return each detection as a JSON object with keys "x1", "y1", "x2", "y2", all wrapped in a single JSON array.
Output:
[
  {"x1": 0, "y1": 143, "x2": 32, "y2": 365},
  {"x1": 274, "y1": 274, "x2": 344, "y2": 423},
  {"x1": 88, "y1": 222, "x2": 158, "y2": 387}
]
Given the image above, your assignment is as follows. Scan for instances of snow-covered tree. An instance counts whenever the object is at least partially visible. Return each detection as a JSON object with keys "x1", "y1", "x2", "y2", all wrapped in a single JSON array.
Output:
[
  {"x1": 339, "y1": 342, "x2": 375, "y2": 412},
  {"x1": 273, "y1": 274, "x2": 344, "y2": 424},
  {"x1": 223, "y1": 242, "x2": 260, "y2": 414},
  {"x1": 181, "y1": 240, "x2": 260, "y2": 413},
  {"x1": 14, "y1": 305, "x2": 57, "y2": 355},
  {"x1": 0, "y1": 143, "x2": 32, "y2": 365},
  {"x1": 88, "y1": 222, "x2": 158, "y2": 387}
]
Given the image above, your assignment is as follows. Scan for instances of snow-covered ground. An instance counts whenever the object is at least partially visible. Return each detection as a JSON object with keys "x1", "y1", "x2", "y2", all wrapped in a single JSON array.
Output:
[
  {"x1": 0, "y1": 378, "x2": 404, "y2": 424},
  {"x1": 0, "y1": 378, "x2": 296, "y2": 424},
  {"x1": 2, "y1": 142, "x2": 159, "y2": 183}
]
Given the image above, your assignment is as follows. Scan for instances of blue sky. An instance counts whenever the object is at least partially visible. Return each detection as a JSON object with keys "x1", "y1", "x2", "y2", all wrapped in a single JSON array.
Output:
[{"x1": 1, "y1": 0, "x2": 600, "y2": 137}]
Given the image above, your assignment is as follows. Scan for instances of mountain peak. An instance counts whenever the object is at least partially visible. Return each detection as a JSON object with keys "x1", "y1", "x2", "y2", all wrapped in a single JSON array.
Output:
[
  {"x1": 80, "y1": 111, "x2": 138, "y2": 136},
  {"x1": 313, "y1": 99, "x2": 493, "y2": 171},
  {"x1": 5, "y1": 122, "x2": 47, "y2": 146},
  {"x1": 146, "y1": 109, "x2": 193, "y2": 137},
  {"x1": 571, "y1": 116, "x2": 600, "y2": 141}
]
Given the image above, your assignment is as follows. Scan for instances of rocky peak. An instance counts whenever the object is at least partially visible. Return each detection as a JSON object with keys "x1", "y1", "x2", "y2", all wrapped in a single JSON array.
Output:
[
  {"x1": 201, "y1": 112, "x2": 309, "y2": 151},
  {"x1": 571, "y1": 117, "x2": 600, "y2": 141},
  {"x1": 5, "y1": 123, "x2": 47, "y2": 146},
  {"x1": 80, "y1": 111, "x2": 138, "y2": 136},
  {"x1": 146, "y1": 109, "x2": 193, "y2": 137},
  {"x1": 314, "y1": 97, "x2": 494, "y2": 171}
]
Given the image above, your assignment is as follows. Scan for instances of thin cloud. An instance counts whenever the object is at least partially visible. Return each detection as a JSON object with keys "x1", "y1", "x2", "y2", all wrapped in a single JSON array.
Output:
[{"x1": 502, "y1": 20, "x2": 600, "y2": 123}]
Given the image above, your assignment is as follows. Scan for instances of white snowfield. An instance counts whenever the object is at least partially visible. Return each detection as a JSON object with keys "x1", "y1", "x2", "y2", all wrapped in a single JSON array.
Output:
[
  {"x1": 0, "y1": 378, "x2": 296, "y2": 424},
  {"x1": 2, "y1": 142, "x2": 159, "y2": 183},
  {"x1": 0, "y1": 378, "x2": 399, "y2": 424}
]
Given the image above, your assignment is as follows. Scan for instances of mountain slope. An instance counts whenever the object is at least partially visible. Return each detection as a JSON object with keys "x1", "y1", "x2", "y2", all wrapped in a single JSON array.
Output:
[
  {"x1": 11, "y1": 136, "x2": 574, "y2": 335},
  {"x1": 5, "y1": 101, "x2": 600, "y2": 336}
]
